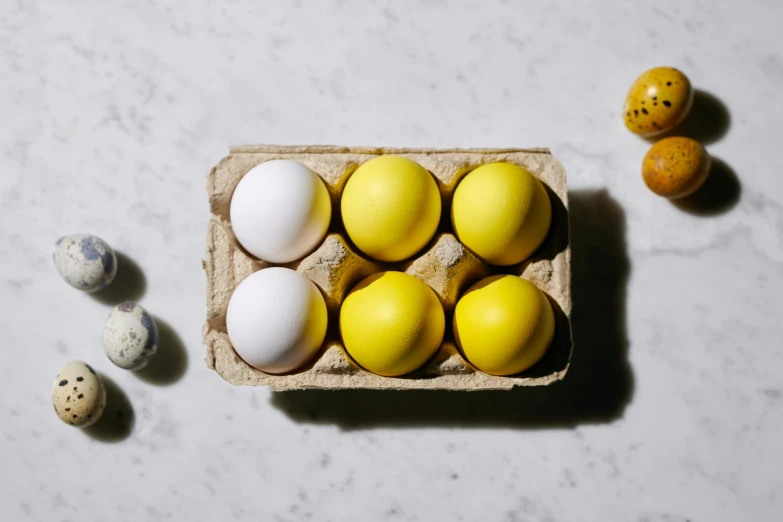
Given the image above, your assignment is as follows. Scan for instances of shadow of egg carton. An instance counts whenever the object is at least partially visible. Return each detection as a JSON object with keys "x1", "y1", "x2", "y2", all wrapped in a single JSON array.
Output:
[{"x1": 203, "y1": 145, "x2": 572, "y2": 390}]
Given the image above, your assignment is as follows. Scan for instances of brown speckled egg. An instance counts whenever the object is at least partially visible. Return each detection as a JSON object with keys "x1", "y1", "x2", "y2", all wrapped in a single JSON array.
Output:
[
  {"x1": 52, "y1": 360, "x2": 106, "y2": 428},
  {"x1": 623, "y1": 67, "x2": 693, "y2": 137},
  {"x1": 642, "y1": 137, "x2": 711, "y2": 199}
]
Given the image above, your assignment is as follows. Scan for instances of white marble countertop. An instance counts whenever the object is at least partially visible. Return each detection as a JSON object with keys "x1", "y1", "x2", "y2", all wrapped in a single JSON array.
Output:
[{"x1": 2, "y1": 1, "x2": 782, "y2": 520}]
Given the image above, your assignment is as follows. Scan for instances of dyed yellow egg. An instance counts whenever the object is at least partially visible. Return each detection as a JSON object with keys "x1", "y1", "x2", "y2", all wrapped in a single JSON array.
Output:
[
  {"x1": 623, "y1": 67, "x2": 693, "y2": 137},
  {"x1": 451, "y1": 162, "x2": 551, "y2": 266},
  {"x1": 341, "y1": 156, "x2": 441, "y2": 262},
  {"x1": 454, "y1": 275, "x2": 554, "y2": 376},
  {"x1": 642, "y1": 136, "x2": 711, "y2": 199},
  {"x1": 340, "y1": 272, "x2": 445, "y2": 376}
]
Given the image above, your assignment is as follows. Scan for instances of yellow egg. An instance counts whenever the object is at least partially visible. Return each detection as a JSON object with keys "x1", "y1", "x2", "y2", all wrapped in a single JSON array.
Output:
[
  {"x1": 623, "y1": 67, "x2": 693, "y2": 137},
  {"x1": 341, "y1": 156, "x2": 441, "y2": 262},
  {"x1": 454, "y1": 275, "x2": 554, "y2": 376},
  {"x1": 642, "y1": 136, "x2": 711, "y2": 199},
  {"x1": 451, "y1": 162, "x2": 551, "y2": 266},
  {"x1": 340, "y1": 271, "x2": 445, "y2": 376}
]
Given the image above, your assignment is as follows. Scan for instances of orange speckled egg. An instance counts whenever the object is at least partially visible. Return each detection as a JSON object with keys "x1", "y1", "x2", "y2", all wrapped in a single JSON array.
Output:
[
  {"x1": 623, "y1": 67, "x2": 693, "y2": 137},
  {"x1": 642, "y1": 137, "x2": 711, "y2": 199}
]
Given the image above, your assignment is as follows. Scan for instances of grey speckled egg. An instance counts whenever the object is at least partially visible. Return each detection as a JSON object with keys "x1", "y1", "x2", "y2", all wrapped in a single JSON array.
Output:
[
  {"x1": 52, "y1": 234, "x2": 117, "y2": 292},
  {"x1": 103, "y1": 301, "x2": 159, "y2": 370},
  {"x1": 52, "y1": 360, "x2": 106, "y2": 428}
]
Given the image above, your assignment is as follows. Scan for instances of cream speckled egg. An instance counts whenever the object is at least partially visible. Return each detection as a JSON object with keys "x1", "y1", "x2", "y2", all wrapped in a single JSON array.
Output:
[
  {"x1": 103, "y1": 301, "x2": 159, "y2": 370},
  {"x1": 52, "y1": 360, "x2": 106, "y2": 427},
  {"x1": 52, "y1": 234, "x2": 117, "y2": 292}
]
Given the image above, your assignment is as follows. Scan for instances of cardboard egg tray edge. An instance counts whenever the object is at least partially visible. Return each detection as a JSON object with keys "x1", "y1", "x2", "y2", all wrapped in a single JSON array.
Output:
[{"x1": 203, "y1": 145, "x2": 572, "y2": 391}]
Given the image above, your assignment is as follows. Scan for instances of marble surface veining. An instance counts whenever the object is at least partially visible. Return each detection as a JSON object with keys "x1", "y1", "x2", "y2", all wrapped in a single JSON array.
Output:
[{"x1": 1, "y1": 1, "x2": 782, "y2": 521}]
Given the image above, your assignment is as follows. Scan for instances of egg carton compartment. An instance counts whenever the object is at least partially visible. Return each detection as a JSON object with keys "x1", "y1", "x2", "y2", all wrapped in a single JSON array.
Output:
[{"x1": 203, "y1": 145, "x2": 572, "y2": 390}]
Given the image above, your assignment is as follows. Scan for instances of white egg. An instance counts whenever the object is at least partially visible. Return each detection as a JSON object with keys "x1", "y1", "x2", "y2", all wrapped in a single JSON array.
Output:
[
  {"x1": 52, "y1": 234, "x2": 117, "y2": 292},
  {"x1": 226, "y1": 267, "x2": 327, "y2": 374},
  {"x1": 230, "y1": 160, "x2": 331, "y2": 263}
]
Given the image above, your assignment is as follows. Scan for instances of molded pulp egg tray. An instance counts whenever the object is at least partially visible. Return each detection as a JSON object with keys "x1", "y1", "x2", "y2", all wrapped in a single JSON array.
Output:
[{"x1": 203, "y1": 145, "x2": 572, "y2": 390}]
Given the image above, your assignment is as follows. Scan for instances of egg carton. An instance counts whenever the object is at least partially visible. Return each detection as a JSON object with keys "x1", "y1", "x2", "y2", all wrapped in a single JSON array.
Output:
[{"x1": 203, "y1": 145, "x2": 572, "y2": 390}]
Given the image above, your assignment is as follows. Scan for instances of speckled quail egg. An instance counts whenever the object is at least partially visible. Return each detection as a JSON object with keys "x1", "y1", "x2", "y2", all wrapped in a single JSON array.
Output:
[
  {"x1": 52, "y1": 360, "x2": 106, "y2": 428},
  {"x1": 642, "y1": 136, "x2": 711, "y2": 199},
  {"x1": 623, "y1": 67, "x2": 693, "y2": 137},
  {"x1": 103, "y1": 301, "x2": 159, "y2": 370},
  {"x1": 52, "y1": 234, "x2": 117, "y2": 292}
]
